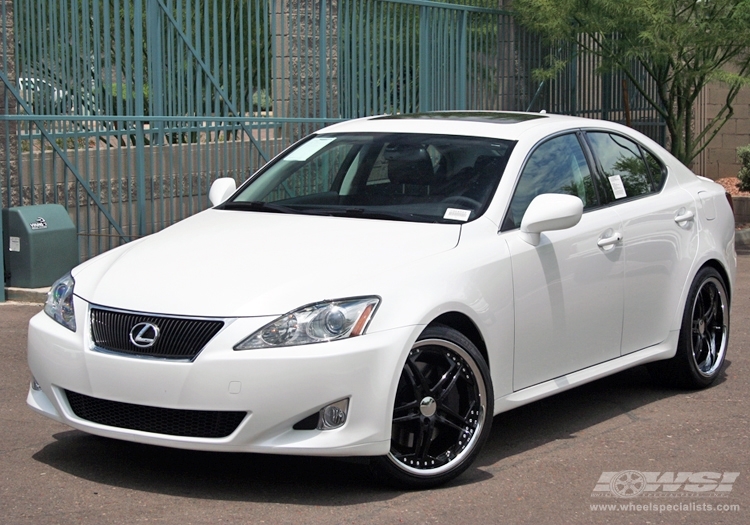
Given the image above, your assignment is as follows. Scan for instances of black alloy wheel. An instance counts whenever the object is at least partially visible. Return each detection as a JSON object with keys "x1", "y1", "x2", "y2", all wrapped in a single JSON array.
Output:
[
  {"x1": 648, "y1": 266, "x2": 729, "y2": 389},
  {"x1": 370, "y1": 325, "x2": 493, "y2": 489}
]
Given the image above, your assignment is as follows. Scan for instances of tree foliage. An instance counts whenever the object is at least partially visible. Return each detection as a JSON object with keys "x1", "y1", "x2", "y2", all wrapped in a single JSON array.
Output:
[
  {"x1": 738, "y1": 144, "x2": 750, "y2": 190},
  {"x1": 513, "y1": 0, "x2": 750, "y2": 165}
]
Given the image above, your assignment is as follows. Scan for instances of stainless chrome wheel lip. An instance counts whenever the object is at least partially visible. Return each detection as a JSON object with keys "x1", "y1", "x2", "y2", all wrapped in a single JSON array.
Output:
[
  {"x1": 690, "y1": 277, "x2": 729, "y2": 378},
  {"x1": 387, "y1": 338, "x2": 488, "y2": 477}
]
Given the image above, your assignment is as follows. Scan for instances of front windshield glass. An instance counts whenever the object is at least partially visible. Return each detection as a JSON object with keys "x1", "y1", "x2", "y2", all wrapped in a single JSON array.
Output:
[{"x1": 226, "y1": 133, "x2": 515, "y2": 224}]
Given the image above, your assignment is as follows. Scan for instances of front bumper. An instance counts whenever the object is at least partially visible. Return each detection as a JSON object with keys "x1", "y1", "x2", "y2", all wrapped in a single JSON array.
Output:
[{"x1": 27, "y1": 300, "x2": 415, "y2": 456}]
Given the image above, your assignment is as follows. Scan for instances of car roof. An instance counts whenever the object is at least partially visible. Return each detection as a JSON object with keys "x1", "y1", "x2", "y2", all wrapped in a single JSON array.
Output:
[{"x1": 317, "y1": 111, "x2": 614, "y2": 141}]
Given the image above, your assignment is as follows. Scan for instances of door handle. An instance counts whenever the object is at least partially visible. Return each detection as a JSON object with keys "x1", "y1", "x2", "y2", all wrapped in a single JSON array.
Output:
[
  {"x1": 597, "y1": 231, "x2": 622, "y2": 248},
  {"x1": 674, "y1": 208, "x2": 695, "y2": 224}
]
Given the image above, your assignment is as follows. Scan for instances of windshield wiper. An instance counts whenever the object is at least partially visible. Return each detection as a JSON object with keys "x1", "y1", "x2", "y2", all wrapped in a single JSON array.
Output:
[
  {"x1": 221, "y1": 201, "x2": 297, "y2": 214},
  {"x1": 303, "y1": 207, "x2": 414, "y2": 222},
  {"x1": 223, "y1": 202, "x2": 432, "y2": 223}
]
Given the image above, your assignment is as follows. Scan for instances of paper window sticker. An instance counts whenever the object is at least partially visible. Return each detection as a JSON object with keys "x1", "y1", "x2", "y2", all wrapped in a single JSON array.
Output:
[
  {"x1": 444, "y1": 208, "x2": 472, "y2": 222},
  {"x1": 608, "y1": 175, "x2": 627, "y2": 199}
]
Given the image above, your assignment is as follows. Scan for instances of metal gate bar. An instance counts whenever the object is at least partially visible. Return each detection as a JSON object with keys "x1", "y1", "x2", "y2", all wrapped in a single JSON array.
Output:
[{"x1": 1, "y1": 0, "x2": 665, "y2": 262}]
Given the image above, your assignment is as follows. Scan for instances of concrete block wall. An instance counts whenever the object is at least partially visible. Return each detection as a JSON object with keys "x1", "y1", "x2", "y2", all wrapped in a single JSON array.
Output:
[
  {"x1": 734, "y1": 196, "x2": 750, "y2": 225},
  {"x1": 694, "y1": 83, "x2": 750, "y2": 180}
]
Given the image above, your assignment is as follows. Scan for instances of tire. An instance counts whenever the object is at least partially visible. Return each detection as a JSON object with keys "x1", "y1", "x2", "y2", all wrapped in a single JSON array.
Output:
[
  {"x1": 370, "y1": 325, "x2": 493, "y2": 489},
  {"x1": 648, "y1": 267, "x2": 730, "y2": 389}
]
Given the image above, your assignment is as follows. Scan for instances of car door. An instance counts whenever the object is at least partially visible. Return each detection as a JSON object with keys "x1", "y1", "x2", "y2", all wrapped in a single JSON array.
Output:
[
  {"x1": 584, "y1": 131, "x2": 698, "y2": 355},
  {"x1": 504, "y1": 133, "x2": 625, "y2": 391}
]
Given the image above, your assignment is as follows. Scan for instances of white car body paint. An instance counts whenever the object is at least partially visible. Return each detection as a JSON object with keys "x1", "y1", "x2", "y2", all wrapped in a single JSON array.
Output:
[{"x1": 27, "y1": 112, "x2": 735, "y2": 478}]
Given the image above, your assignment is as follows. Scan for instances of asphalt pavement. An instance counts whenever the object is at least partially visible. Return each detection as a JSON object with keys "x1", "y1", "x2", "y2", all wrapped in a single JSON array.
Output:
[{"x1": 1, "y1": 251, "x2": 749, "y2": 524}]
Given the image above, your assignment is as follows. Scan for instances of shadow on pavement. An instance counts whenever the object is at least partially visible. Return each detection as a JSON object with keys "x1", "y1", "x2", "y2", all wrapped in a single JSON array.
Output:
[
  {"x1": 33, "y1": 431, "x2": 399, "y2": 504},
  {"x1": 477, "y1": 362, "x2": 730, "y2": 467}
]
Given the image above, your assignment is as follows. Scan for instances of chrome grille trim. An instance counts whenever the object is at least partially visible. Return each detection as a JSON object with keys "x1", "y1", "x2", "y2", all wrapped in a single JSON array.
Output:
[{"x1": 90, "y1": 306, "x2": 225, "y2": 361}]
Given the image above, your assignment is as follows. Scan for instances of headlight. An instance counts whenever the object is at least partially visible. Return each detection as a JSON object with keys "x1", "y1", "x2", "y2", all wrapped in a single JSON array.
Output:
[
  {"x1": 235, "y1": 296, "x2": 380, "y2": 350},
  {"x1": 44, "y1": 273, "x2": 76, "y2": 331}
]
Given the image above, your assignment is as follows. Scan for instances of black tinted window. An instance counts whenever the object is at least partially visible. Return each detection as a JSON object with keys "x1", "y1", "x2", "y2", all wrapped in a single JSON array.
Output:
[
  {"x1": 587, "y1": 132, "x2": 654, "y2": 200},
  {"x1": 231, "y1": 133, "x2": 514, "y2": 224},
  {"x1": 506, "y1": 134, "x2": 597, "y2": 229},
  {"x1": 644, "y1": 149, "x2": 666, "y2": 190}
]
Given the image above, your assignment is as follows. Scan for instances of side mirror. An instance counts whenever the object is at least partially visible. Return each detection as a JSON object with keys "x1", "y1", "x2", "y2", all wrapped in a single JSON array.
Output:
[
  {"x1": 208, "y1": 178, "x2": 237, "y2": 206},
  {"x1": 520, "y1": 193, "x2": 583, "y2": 245}
]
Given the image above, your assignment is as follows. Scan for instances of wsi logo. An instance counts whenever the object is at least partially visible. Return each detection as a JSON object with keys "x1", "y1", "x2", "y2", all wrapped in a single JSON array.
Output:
[
  {"x1": 29, "y1": 217, "x2": 47, "y2": 230},
  {"x1": 592, "y1": 471, "x2": 740, "y2": 498}
]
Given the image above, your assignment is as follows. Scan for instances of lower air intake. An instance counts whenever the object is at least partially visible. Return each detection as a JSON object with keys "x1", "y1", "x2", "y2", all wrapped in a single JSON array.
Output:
[{"x1": 65, "y1": 390, "x2": 246, "y2": 438}]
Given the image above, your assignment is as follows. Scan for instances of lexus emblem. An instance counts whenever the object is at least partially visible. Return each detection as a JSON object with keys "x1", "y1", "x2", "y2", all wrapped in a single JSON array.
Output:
[{"x1": 129, "y1": 322, "x2": 160, "y2": 348}]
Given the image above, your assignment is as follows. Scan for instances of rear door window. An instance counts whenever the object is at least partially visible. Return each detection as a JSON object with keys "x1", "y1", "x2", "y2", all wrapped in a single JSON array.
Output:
[{"x1": 586, "y1": 132, "x2": 656, "y2": 201}]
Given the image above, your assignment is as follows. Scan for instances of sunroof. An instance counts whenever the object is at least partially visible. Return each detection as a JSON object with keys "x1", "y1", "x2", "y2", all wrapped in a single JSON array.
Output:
[{"x1": 372, "y1": 111, "x2": 548, "y2": 124}]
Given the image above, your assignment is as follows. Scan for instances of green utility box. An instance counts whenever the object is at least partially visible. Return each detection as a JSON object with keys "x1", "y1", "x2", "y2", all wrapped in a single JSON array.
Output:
[{"x1": 2, "y1": 204, "x2": 79, "y2": 288}]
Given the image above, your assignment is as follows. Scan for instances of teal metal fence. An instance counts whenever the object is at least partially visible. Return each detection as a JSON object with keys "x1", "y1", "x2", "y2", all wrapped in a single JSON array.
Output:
[{"x1": 0, "y1": 0, "x2": 665, "y2": 262}]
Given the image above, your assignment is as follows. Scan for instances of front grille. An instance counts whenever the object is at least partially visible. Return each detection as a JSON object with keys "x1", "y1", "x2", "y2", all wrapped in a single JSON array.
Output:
[
  {"x1": 65, "y1": 390, "x2": 246, "y2": 438},
  {"x1": 90, "y1": 307, "x2": 224, "y2": 360}
]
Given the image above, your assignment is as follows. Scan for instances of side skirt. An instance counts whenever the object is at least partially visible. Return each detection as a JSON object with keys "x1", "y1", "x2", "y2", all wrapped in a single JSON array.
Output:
[{"x1": 494, "y1": 331, "x2": 679, "y2": 415}]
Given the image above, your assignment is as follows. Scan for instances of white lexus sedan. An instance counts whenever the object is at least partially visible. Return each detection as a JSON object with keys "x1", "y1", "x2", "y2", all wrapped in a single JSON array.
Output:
[{"x1": 28, "y1": 112, "x2": 735, "y2": 489}]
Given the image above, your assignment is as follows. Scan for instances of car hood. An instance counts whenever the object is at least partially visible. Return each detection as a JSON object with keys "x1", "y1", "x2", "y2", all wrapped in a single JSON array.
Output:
[{"x1": 73, "y1": 209, "x2": 461, "y2": 317}]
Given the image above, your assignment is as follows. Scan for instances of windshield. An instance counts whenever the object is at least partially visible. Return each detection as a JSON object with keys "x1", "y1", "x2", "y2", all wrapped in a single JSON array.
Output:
[{"x1": 226, "y1": 133, "x2": 515, "y2": 223}]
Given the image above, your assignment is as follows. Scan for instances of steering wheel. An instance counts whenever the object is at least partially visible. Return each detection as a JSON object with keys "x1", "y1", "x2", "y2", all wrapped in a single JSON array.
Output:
[{"x1": 442, "y1": 195, "x2": 482, "y2": 209}]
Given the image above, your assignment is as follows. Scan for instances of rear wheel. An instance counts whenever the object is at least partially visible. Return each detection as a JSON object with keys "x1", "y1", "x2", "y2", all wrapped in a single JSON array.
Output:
[
  {"x1": 370, "y1": 325, "x2": 493, "y2": 489},
  {"x1": 648, "y1": 267, "x2": 729, "y2": 389}
]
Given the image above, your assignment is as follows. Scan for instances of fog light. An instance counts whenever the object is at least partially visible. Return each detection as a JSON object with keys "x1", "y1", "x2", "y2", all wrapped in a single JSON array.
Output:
[
  {"x1": 31, "y1": 377, "x2": 42, "y2": 391},
  {"x1": 318, "y1": 399, "x2": 349, "y2": 430}
]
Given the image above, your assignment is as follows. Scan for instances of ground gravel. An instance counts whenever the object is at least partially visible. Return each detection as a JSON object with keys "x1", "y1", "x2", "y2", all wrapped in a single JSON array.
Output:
[
  {"x1": 715, "y1": 177, "x2": 749, "y2": 230},
  {"x1": 716, "y1": 176, "x2": 750, "y2": 197}
]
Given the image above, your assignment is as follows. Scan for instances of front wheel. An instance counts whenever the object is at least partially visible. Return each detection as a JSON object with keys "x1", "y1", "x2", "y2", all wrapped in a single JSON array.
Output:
[
  {"x1": 648, "y1": 267, "x2": 730, "y2": 389},
  {"x1": 370, "y1": 325, "x2": 493, "y2": 489}
]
